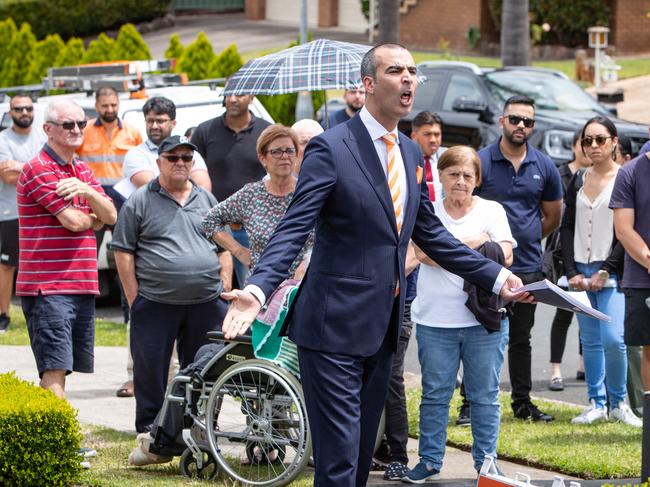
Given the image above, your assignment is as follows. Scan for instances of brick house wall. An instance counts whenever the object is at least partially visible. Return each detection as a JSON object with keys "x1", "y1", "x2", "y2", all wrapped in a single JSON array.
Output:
[{"x1": 609, "y1": 0, "x2": 650, "y2": 54}]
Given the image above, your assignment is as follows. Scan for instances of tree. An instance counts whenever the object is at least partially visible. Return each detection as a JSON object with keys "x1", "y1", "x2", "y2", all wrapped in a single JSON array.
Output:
[
  {"x1": 377, "y1": 0, "x2": 400, "y2": 44},
  {"x1": 0, "y1": 23, "x2": 37, "y2": 87},
  {"x1": 165, "y1": 33, "x2": 184, "y2": 60},
  {"x1": 501, "y1": 0, "x2": 530, "y2": 66},
  {"x1": 55, "y1": 37, "x2": 85, "y2": 68},
  {"x1": 113, "y1": 23, "x2": 151, "y2": 61},
  {"x1": 26, "y1": 33, "x2": 65, "y2": 84},
  {"x1": 0, "y1": 18, "x2": 17, "y2": 72},
  {"x1": 212, "y1": 43, "x2": 243, "y2": 78},
  {"x1": 81, "y1": 33, "x2": 117, "y2": 64},
  {"x1": 176, "y1": 32, "x2": 217, "y2": 81}
]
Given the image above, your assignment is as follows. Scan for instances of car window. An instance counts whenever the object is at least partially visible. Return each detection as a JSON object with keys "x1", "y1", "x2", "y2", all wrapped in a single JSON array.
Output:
[
  {"x1": 413, "y1": 70, "x2": 446, "y2": 112},
  {"x1": 442, "y1": 73, "x2": 483, "y2": 111},
  {"x1": 484, "y1": 71, "x2": 604, "y2": 112}
]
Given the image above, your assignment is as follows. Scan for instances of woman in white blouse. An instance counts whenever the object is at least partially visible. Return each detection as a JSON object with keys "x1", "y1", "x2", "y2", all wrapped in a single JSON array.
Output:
[
  {"x1": 560, "y1": 116, "x2": 640, "y2": 427},
  {"x1": 404, "y1": 146, "x2": 515, "y2": 482}
]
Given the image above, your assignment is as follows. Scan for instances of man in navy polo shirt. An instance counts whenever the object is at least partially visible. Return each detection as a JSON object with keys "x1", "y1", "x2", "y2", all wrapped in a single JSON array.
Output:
[{"x1": 476, "y1": 95, "x2": 563, "y2": 422}]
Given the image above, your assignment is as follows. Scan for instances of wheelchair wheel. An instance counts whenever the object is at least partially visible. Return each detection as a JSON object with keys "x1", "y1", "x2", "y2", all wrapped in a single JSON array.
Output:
[
  {"x1": 179, "y1": 447, "x2": 219, "y2": 481},
  {"x1": 206, "y1": 359, "x2": 311, "y2": 487},
  {"x1": 374, "y1": 407, "x2": 387, "y2": 454}
]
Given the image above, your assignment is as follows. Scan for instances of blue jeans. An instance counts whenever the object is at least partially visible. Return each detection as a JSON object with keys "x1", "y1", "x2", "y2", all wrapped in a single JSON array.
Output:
[
  {"x1": 575, "y1": 261, "x2": 627, "y2": 409},
  {"x1": 416, "y1": 321, "x2": 509, "y2": 472},
  {"x1": 231, "y1": 227, "x2": 250, "y2": 287}
]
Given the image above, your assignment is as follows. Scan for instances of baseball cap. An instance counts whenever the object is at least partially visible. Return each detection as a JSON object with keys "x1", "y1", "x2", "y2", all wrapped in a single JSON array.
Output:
[{"x1": 158, "y1": 135, "x2": 197, "y2": 155}]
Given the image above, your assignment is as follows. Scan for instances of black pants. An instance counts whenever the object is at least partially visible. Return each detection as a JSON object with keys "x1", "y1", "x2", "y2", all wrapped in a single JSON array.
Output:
[
  {"x1": 381, "y1": 301, "x2": 413, "y2": 465},
  {"x1": 549, "y1": 308, "x2": 581, "y2": 363},
  {"x1": 131, "y1": 295, "x2": 227, "y2": 433},
  {"x1": 508, "y1": 271, "x2": 544, "y2": 408}
]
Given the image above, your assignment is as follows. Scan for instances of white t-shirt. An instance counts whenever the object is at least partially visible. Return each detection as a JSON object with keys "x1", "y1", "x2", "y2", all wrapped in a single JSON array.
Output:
[{"x1": 411, "y1": 197, "x2": 516, "y2": 329}]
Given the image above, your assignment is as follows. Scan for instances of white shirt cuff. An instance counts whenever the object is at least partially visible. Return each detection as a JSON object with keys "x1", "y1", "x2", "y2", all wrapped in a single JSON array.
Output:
[
  {"x1": 492, "y1": 268, "x2": 512, "y2": 295},
  {"x1": 244, "y1": 284, "x2": 266, "y2": 307}
]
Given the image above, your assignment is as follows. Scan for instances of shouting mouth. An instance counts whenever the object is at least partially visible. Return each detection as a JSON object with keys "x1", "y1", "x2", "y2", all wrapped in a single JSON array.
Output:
[{"x1": 400, "y1": 89, "x2": 413, "y2": 106}]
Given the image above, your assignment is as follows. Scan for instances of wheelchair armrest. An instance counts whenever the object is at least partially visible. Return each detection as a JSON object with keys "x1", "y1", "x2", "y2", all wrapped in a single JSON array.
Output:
[{"x1": 207, "y1": 330, "x2": 252, "y2": 344}]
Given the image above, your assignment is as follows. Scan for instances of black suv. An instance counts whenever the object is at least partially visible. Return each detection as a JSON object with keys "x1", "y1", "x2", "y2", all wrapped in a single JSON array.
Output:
[{"x1": 399, "y1": 61, "x2": 649, "y2": 163}]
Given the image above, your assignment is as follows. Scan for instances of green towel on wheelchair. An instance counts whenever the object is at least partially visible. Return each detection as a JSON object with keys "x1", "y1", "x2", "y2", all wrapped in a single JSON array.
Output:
[{"x1": 251, "y1": 279, "x2": 301, "y2": 378}]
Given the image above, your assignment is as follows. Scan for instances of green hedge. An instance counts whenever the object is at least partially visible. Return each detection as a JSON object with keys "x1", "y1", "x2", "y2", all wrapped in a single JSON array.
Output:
[
  {"x1": 0, "y1": 0, "x2": 170, "y2": 39},
  {"x1": 0, "y1": 373, "x2": 82, "y2": 486}
]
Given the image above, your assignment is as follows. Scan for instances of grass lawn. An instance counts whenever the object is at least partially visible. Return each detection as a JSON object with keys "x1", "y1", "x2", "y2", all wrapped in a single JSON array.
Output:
[
  {"x1": 0, "y1": 304, "x2": 126, "y2": 347},
  {"x1": 242, "y1": 46, "x2": 650, "y2": 81},
  {"x1": 407, "y1": 389, "x2": 642, "y2": 479},
  {"x1": 77, "y1": 425, "x2": 314, "y2": 487}
]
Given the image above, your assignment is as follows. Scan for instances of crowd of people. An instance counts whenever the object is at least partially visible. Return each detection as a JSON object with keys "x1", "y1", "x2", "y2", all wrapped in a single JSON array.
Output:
[{"x1": 2, "y1": 42, "x2": 649, "y2": 484}]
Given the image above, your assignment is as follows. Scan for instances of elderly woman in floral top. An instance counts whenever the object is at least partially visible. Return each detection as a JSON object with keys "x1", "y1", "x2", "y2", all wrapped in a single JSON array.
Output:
[{"x1": 202, "y1": 124, "x2": 313, "y2": 284}]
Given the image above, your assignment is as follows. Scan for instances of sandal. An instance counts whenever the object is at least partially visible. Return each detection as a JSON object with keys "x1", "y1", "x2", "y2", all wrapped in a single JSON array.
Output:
[
  {"x1": 128, "y1": 433, "x2": 172, "y2": 466},
  {"x1": 116, "y1": 380, "x2": 134, "y2": 398}
]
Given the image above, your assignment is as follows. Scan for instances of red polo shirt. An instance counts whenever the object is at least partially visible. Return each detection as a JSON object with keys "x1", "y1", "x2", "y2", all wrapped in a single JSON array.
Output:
[{"x1": 16, "y1": 145, "x2": 109, "y2": 296}]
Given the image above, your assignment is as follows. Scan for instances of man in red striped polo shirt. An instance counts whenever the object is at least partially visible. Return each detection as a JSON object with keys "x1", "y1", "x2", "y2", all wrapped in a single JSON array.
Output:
[{"x1": 17, "y1": 99, "x2": 117, "y2": 399}]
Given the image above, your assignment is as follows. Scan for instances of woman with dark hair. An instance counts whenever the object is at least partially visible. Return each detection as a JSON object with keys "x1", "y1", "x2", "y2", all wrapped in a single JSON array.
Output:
[{"x1": 561, "y1": 116, "x2": 639, "y2": 426}]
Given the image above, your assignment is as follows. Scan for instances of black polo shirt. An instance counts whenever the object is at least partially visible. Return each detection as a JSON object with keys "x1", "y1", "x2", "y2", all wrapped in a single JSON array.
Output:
[{"x1": 192, "y1": 112, "x2": 271, "y2": 202}]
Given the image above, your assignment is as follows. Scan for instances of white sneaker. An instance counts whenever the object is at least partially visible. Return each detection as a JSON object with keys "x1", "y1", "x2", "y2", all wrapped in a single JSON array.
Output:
[
  {"x1": 571, "y1": 400, "x2": 607, "y2": 424},
  {"x1": 609, "y1": 403, "x2": 642, "y2": 427}
]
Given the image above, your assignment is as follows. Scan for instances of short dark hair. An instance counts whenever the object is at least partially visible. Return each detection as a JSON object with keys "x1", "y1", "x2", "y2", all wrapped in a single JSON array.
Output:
[
  {"x1": 412, "y1": 111, "x2": 443, "y2": 131},
  {"x1": 360, "y1": 43, "x2": 407, "y2": 79},
  {"x1": 95, "y1": 85, "x2": 118, "y2": 99},
  {"x1": 617, "y1": 133, "x2": 632, "y2": 157},
  {"x1": 142, "y1": 96, "x2": 176, "y2": 120},
  {"x1": 10, "y1": 91, "x2": 33, "y2": 103},
  {"x1": 503, "y1": 95, "x2": 535, "y2": 113}
]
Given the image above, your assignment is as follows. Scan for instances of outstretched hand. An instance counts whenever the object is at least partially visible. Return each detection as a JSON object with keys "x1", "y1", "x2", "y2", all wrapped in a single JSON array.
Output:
[
  {"x1": 220, "y1": 289, "x2": 262, "y2": 339},
  {"x1": 499, "y1": 273, "x2": 534, "y2": 304}
]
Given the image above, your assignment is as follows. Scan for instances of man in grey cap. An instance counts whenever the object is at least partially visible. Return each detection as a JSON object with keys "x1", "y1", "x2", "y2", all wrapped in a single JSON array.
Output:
[{"x1": 111, "y1": 135, "x2": 229, "y2": 434}]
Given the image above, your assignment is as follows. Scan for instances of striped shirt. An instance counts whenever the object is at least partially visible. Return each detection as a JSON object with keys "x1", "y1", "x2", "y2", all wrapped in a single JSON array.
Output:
[{"x1": 16, "y1": 145, "x2": 109, "y2": 296}]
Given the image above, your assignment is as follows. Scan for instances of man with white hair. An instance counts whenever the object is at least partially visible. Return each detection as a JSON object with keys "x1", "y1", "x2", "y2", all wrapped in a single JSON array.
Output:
[
  {"x1": 291, "y1": 118, "x2": 323, "y2": 174},
  {"x1": 17, "y1": 99, "x2": 116, "y2": 399}
]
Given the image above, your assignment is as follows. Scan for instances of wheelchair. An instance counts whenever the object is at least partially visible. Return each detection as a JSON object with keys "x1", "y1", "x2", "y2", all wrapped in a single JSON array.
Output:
[{"x1": 150, "y1": 330, "x2": 386, "y2": 486}]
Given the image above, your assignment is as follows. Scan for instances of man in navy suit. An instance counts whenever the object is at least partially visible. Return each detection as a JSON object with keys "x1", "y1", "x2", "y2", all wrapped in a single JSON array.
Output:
[{"x1": 221, "y1": 44, "x2": 529, "y2": 486}]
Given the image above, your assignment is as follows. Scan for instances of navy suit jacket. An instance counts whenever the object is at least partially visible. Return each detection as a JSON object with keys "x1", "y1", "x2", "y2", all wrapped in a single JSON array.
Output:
[{"x1": 247, "y1": 114, "x2": 502, "y2": 356}]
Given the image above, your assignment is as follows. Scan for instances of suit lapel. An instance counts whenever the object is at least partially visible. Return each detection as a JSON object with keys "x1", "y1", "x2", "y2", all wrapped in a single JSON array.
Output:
[{"x1": 343, "y1": 116, "x2": 398, "y2": 235}]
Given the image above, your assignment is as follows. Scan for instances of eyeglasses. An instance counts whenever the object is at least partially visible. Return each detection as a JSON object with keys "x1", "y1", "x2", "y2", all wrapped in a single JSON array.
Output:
[
  {"x1": 145, "y1": 117, "x2": 172, "y2": 126},
  {"x1": 161, "y1": 154, "x2": 194, "y2": 163},
  {"x1": 12, "y1": 106, "x2": 34, "y2": 113},
  {"x1": 581, "y1": 135, "x2": 612, "y2": 147},
  {"x1": 267, "y1": 147, "x2": 297, "y2": 159},
  {"x1": 47, "y1": 120, "x2": 87, "y2": 130},
  {"x1": 506, "y1": 115, "x2": 535, "y2": 128}
]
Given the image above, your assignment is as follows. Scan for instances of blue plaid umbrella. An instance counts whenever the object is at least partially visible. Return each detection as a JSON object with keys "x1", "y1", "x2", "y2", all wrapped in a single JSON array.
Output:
[{"x1": 222, "y1": 38, "x2": 371, "y2": 96}]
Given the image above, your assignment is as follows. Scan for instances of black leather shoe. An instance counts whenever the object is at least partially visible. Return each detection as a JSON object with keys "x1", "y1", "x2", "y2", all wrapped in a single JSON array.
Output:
[
  {"x1": 456, "y1": 401, "x2": 471, "y2": 426},
  {"x1": 513, "y1": 402, "x2": 554, "y2": 422}
]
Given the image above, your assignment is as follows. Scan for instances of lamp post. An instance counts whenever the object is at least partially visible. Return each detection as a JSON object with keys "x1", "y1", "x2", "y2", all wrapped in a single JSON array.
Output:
[
  {"x1": 295, "y1": 0, "x2": 314, "y2": 121},
  {"x1": 588, "y1": 26, "x2": 609, "y2": 89}
]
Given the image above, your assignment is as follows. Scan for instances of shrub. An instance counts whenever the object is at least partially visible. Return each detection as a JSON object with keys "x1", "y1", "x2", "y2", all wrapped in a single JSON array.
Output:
[
  {"x1": 0, "y1": 23, "x2": 37, "y2": 88},
  {"x1": 26, "y1": 34, "x2": 66, "y2": 84},
  {"x1": 176, "y1": 32, "x2": 217, "y2": 81},
  {"x1": 0, "y1": 0, "x2": 171, "y2": 40},
  {"x1": 81, "y1": 33, "x2": 117, "y2": 64},
  {"x1": 55, "y1": 37, "x2": 85, "y2": 68},
  {"x1": 113, "y1": 23, "x2": 151, "y2": 61},
  {"x1": 0, "y1": 18, "x2": 18, "y2": 73},
  {"x1": 212, "y1": 43, "x2": 243, "y2": 78},
  {"x1": 164, "y1": 33, "x2": 184, "y2": 60},
  {"x1": 0, "y1": 372, "x2": 82, "y2": 486},
  {"x1": 258, "y1": 91, "x2": 325, "y2": 127}
]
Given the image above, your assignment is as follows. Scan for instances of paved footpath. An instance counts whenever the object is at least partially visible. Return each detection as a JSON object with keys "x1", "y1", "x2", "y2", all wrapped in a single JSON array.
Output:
[{"x1": 2, "y1": 344, "x2": 597, "y2": 486}]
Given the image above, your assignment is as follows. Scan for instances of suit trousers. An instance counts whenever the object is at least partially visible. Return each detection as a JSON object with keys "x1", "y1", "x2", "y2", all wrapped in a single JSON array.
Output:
[
  {"x1": 508, "y1": 271, "x2": 544, "y2": 408},
  {"x1": 298, "y1": 328, "x2": 395, "y2": 486}
]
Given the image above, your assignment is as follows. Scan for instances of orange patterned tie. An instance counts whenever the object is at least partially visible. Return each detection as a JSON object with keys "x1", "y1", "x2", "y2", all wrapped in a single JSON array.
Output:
[{"x1": 381, "y1": 133, "x2": 403, "y2": 234}]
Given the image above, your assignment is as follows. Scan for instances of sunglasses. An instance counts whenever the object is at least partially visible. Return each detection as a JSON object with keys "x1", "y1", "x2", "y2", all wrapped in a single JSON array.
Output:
[
  {"x1": 12, "y1": 106, "x2": 34, "y2": 113},
  {"x1": 161, "y1": 154, "x2": 194, "y2": 163},
  {"x1": 267, "y1": 147, "x2": 297, "y2": 159},
  {"x1": 581, "y1": 135, "x2": 612, "y2": 147},
  {"x1": 507, "y1": 115, "x2": 535, "y2": 128},
  {"x1": 48, "y1": 120, "x2": 87, "y2": 130}
]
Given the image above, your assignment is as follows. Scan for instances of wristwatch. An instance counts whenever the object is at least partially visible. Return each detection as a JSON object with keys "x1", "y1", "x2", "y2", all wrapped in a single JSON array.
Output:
[{"x1": 598, "y1": 269, "x2": 610, "y2": 281}]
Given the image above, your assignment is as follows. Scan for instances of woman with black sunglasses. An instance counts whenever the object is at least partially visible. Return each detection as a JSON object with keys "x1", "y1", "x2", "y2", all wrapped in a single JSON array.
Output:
[{"x1": 560, "y1": 116, "x2": 639, "y2": 427}]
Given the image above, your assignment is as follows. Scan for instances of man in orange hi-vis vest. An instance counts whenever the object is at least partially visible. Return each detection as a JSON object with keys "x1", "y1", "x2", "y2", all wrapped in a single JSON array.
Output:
[{"x1": 77, "y1": 86, "x2": 142, "y2": 201}]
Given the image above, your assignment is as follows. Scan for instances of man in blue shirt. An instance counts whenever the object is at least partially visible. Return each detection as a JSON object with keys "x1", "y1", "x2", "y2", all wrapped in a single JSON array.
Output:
[{"x1": 476, "y1": 95, "x2": 563, "y2": 422}]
